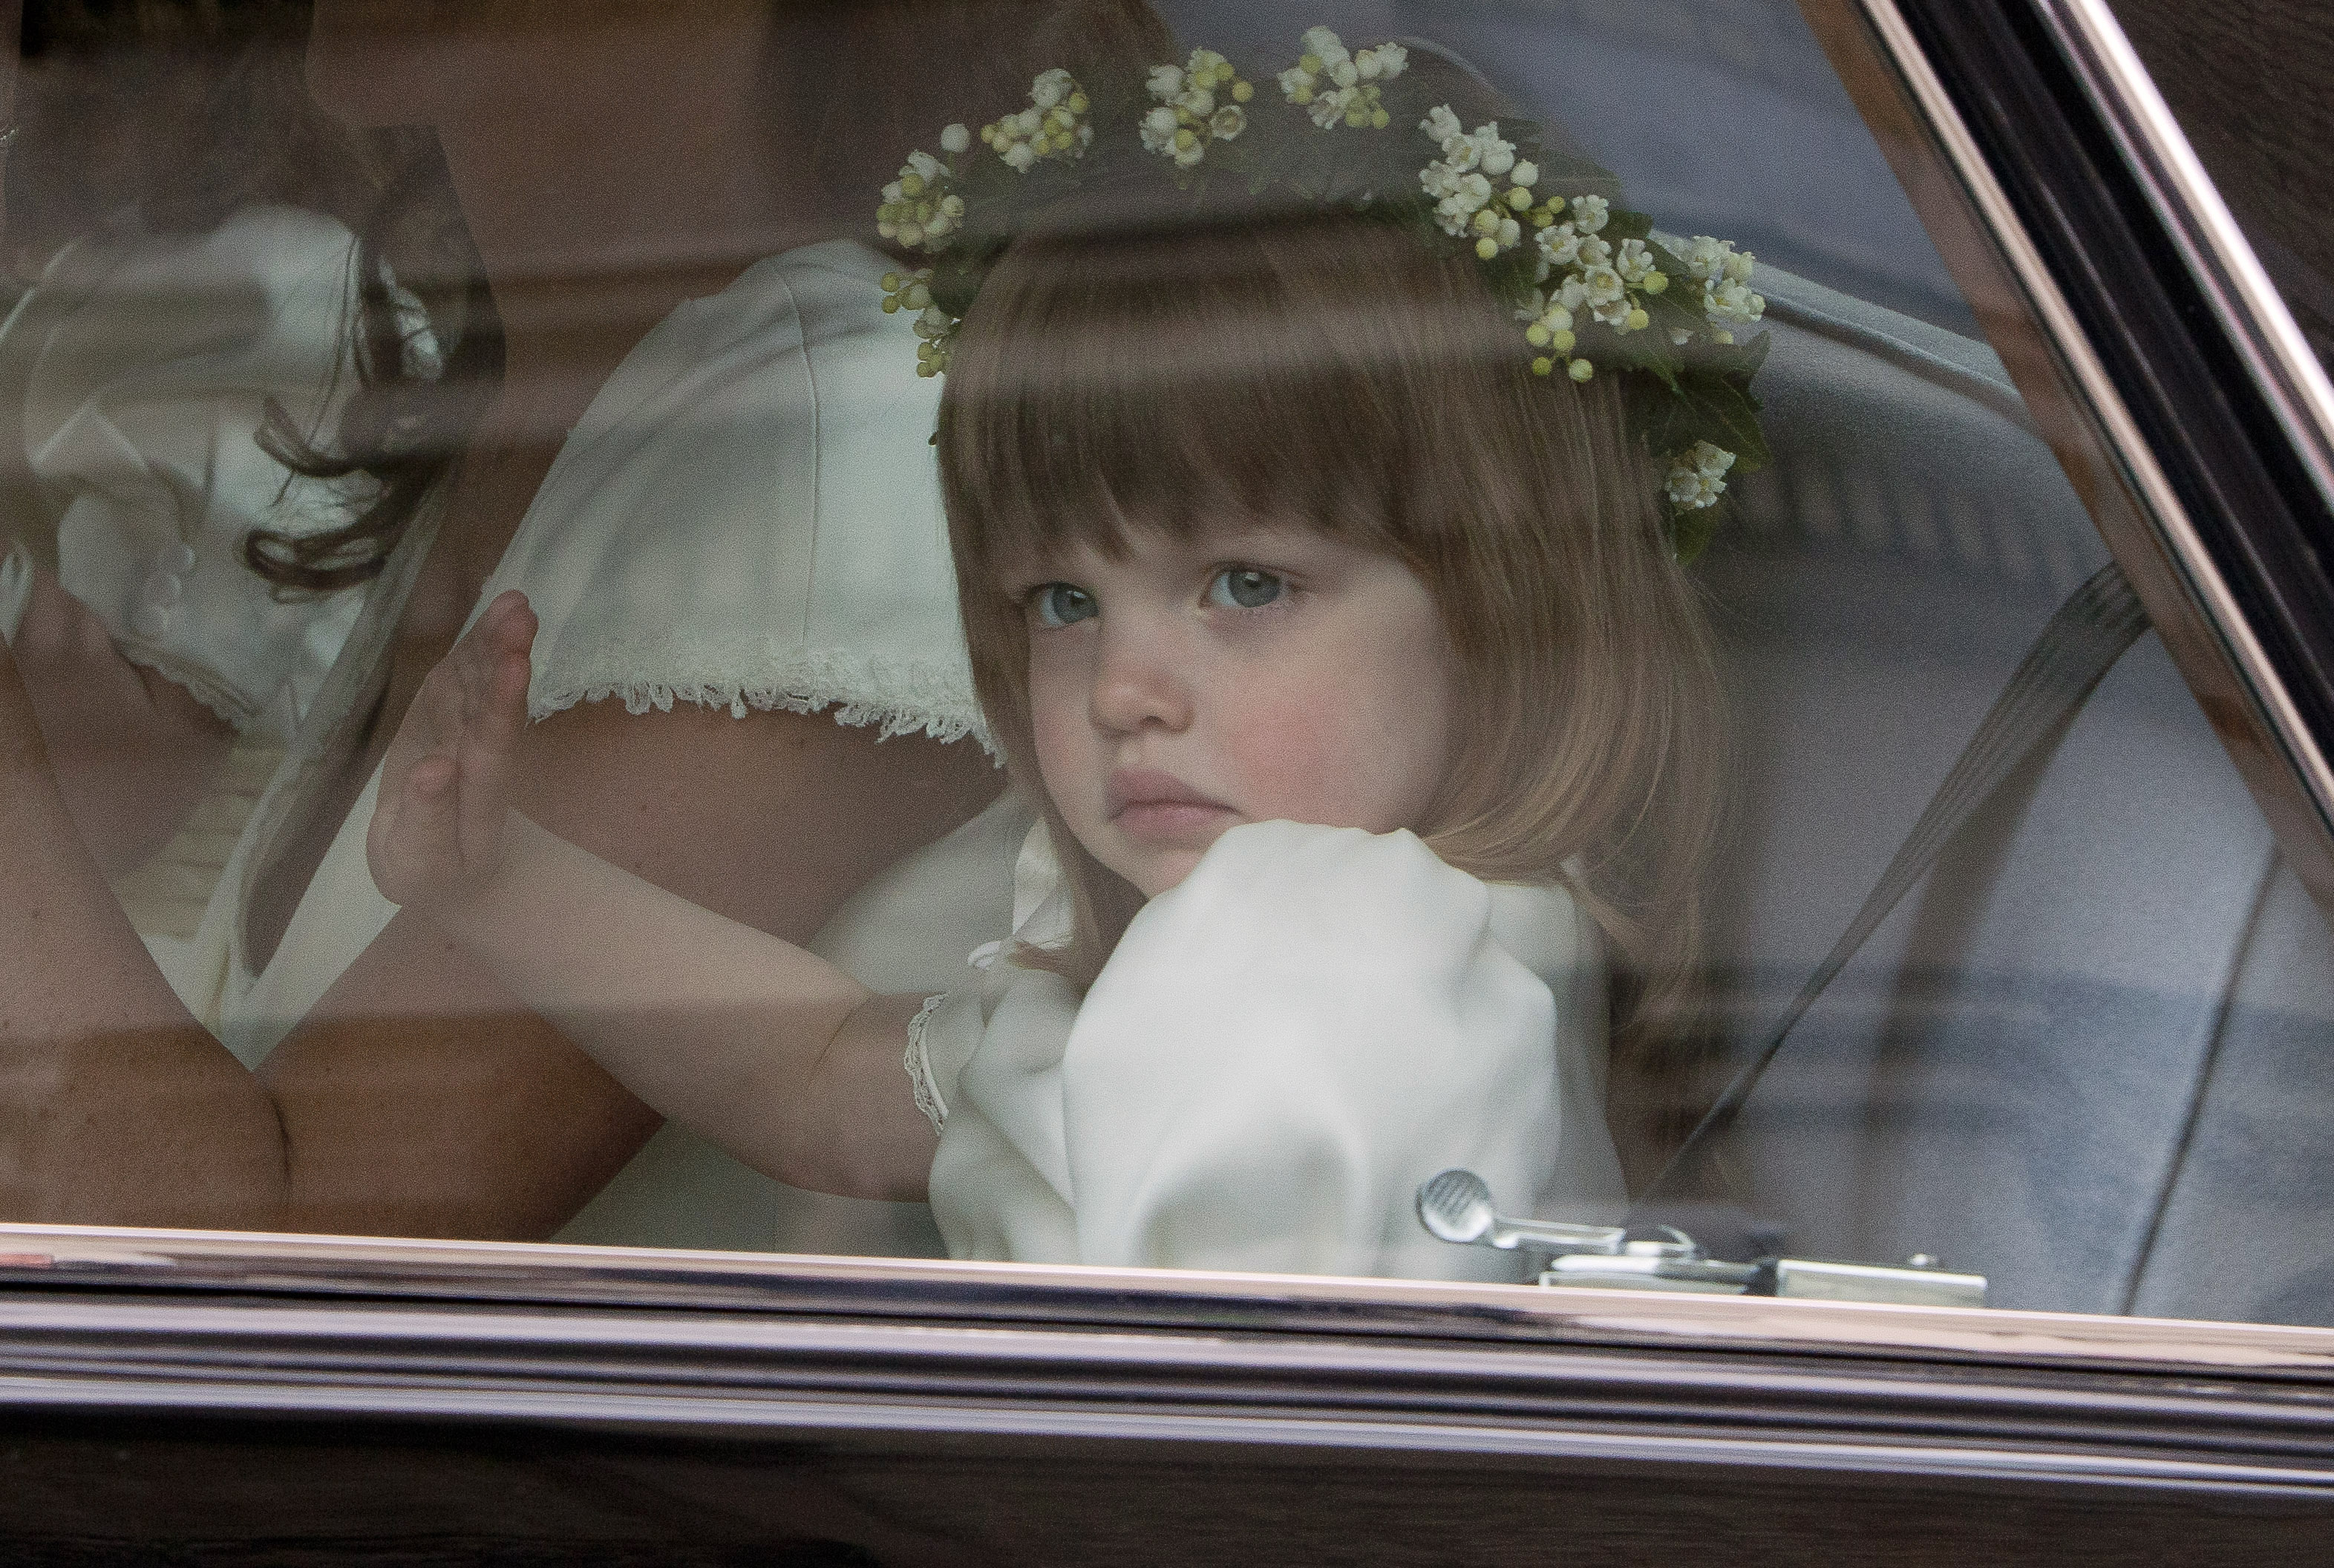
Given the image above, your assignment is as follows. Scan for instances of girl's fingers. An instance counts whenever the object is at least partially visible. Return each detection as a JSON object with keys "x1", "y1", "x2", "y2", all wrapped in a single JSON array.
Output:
[{"x1": 368, "y1": 592, "x2": 537, "y2": 905}]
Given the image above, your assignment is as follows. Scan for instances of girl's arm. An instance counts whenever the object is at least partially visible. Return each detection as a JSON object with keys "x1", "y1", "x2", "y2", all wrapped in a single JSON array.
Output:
[
  {"x1": 370, "y1": 592, "x2": 938, "y2": 1199},
  {"x1": 0, "y1": 604, "x2": 989, "y2": 1235}
]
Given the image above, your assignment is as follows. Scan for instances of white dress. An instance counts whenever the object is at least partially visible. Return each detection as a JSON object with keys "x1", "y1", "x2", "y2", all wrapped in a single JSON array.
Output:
[
  {"x1": 909, "y1": 820, "x2": 1627, "y2": 1281},
  {"x1": 0, "y1": 204, "x2": 370, "y2": 739},
  {"x1": 175, "y1": 237, "x2": 1022, "y2": 1252}
]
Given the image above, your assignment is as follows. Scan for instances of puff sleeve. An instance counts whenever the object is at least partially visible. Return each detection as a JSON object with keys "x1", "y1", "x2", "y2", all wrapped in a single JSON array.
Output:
[
  {"x1": 469, "y1": 239, "x2": 984, "y2": 748},
  {"x1": 925, "y1": 820, "x2": 1625, "y2": 1280}
]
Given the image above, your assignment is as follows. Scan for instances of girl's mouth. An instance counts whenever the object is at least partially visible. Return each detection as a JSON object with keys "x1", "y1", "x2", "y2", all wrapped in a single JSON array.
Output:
[{"x1": 1106, "y1": 768, "x2": 1238, "y2": 843}]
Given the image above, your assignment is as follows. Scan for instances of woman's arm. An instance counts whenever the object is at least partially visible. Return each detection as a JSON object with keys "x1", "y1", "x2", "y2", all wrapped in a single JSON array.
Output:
[
  {"x1": 0, "y1": 596, "x2": 990, "y2": 1233},
  {"x1": 369, "y1": 591, "x2": 938, "y2": 1197},
  {"x1": 0, "y1": 607, "x2": 297, "y2": 1226},
  {"x1": 5, "y1": 556, "x2": 233, "y2": 872}
]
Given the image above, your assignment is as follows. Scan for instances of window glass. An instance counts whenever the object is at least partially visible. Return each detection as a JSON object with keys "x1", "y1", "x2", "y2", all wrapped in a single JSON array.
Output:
[{"x1": 0, "y1": 0, "x2": 2327, "y2": 1335}]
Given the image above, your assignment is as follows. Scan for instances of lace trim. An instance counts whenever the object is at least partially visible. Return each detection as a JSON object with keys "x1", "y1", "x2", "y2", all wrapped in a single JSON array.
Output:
[
  {"x1": 904, "y1": 991, "x2": 951, "y2": 1134},
  {"x1": 527, "y1": 650, "x2": 995, "y2": 753}
]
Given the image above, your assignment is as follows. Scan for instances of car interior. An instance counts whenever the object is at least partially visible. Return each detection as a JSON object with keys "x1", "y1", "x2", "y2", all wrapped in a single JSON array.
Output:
[{"x1": 1325, "y1": 0, "x2": 2334, "y2": 1324}]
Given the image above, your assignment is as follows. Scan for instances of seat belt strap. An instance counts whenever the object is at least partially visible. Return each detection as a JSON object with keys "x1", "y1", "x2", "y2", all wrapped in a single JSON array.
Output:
[{"x1": 1635, "y1": 561, "x2": 2149, "y2": 1211}]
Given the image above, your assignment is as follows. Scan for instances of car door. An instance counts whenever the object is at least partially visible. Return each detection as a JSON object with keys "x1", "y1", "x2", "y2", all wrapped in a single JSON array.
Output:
[{"x1": 7, "y1": 0, "x2": 2334, "y2": 1561}]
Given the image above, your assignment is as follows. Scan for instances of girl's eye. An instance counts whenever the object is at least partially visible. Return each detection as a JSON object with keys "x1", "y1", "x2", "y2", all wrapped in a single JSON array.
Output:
[
  {"x1": 1207, "y1": 566, "x2": 1286, "y2": 610},
  {"x1": 1030, "y1": 583, "x2": 1097, "y2": 627}
]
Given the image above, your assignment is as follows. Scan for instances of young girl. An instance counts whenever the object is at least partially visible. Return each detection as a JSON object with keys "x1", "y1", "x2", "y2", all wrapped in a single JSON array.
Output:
[{"x1": 367, "y1": 47, "x2": 1736, "y2": 1280}]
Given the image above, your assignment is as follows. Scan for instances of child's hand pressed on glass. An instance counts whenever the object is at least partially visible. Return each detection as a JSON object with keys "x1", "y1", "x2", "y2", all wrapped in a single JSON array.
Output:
[
  {"x1": 365, "y1": 588, "x2": 939, "y2": 1200},
  {"x1": 368, "y1": 588, "x2": 537, "y2": 911}
]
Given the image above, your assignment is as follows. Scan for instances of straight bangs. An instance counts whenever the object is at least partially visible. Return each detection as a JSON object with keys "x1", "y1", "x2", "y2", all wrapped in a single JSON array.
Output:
[{"x1": 940, "y1": 215, "x2": 1533, "y2": 575}]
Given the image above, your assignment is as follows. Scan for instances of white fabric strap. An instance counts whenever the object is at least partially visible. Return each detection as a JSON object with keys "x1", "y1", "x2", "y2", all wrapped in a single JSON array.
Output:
[{"x1": 0, "y1": 540, "x2": 33, "y2": 644}]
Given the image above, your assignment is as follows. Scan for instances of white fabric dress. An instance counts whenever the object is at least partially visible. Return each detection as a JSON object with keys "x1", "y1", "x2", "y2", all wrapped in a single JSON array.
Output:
[
  {"x1": 0, "y1": 204, "x2": 370, "y2": 739},
  {"x1": 909, "y1": 820, "x2": 1626, "y2": 1281},
  {"x1": 176, "y1": 237, "x2": 1021, "y2": 1252}
]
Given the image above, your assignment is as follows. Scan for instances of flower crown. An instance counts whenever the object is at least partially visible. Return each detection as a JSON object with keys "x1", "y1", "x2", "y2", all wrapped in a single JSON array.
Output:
[{"x1": 875, "y1": 28, "x2": 1772, "y2": 558}]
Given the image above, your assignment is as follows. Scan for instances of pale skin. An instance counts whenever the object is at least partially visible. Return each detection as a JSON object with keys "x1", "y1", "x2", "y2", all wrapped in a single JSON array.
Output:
[
  {"x1": 0, "y1": 0, "x2": 998, "y2": 1235},
  {"x1": 366, "y1": 525, "x2": 1459, "y2": 1195}
]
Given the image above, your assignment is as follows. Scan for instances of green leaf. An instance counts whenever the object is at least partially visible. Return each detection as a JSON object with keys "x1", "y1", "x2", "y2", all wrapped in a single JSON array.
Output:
[
  {"x1": 1674, "y1": 370, "x2": 1773, "y2": 471},
  {"x1": 1606, "y1": 208, "x2": 1653, "y2": 243},
  {"x1": 1669, "y1": 496, "x2": 1724, "y2": 564}
]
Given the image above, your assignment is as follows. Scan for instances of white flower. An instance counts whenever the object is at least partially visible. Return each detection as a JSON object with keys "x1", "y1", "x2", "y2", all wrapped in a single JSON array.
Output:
[
  {"x1": 1141, "y1": 104, "x2": 1180, "y2": 154},
  {"x1": 1510, "y1": 159, "x2": 1539, "y2": 189},
  {"x1": 1177, "y1": 85, "x2": 1215, "y2": 117},
  {"x1": 1681, "y1": 235, "x2": 1733, "y2": 280},
  {"x1": 1420, "y1": 161, "x2": 1460, "y2": 200},
  {"x1": 1708, "y1": 277, "x2": 1766, "y2": 326},
  {"x1": 1363, "y1": 42, "x2": 1408, "y2": 79},
  {"x1": 1665, "y1": 441, "x2": 1736, "y2": 509},
  {"x1": 1302, "y1": 26, "x2": 1350, "y2": 70},
  {"x1": 906, "y1": 150, "x2": 943, "y2": 181},
  {"x1": 1440, "y1": 134, "x2": 1481, "y2": 173},
  {"x1": 1280, "y1": 64, "x2": 1317, "y2": 102},
  {"x1": 1467, "y1": 123, "x2": 1515, "y2": 177},
  {"x1": 1331, "y1": 58, "x2": 1359, "y2": 87},
  {"x1": 940, "y1": 122, "x2": 970, "y2": 155},
  {"x1": 1571, "y1": 194, "x2": 1609, "y2": 233},
  {"x1": 1003, "y1": 141, "x2": 1037, "y2": 172},
  {"x1": 1616, "y1": 238, "x2": 1657, "y2": 285},
  {"x1": 1539, "y1": 223, "x2": 1583, "y2": 267},
  {"x1": 1578, "y1": 233, "x2": 1612, "y2": 267},
  {"x1": 1422, "y1": 104, "x2": 1463, "y2": 143},
  {"x1": 1210, "y1": 105, "x2": 1246, "y2": 140},
  {"x1": 1309, "y1": 88, "x2": 1352, "y2": 128},
  {"x1": 1580, "y1": 264, "x2": 1626, "y2": 308},
  {"x1": 1724, "y1": 249, "x2": 1756, "y2": 284},
  {"x1": 1148, "y1": 62, "x2": 1186, "y2": 100},
  {"x1": 1031, "y1": 68, "x2": 1073, "y2": 111}
]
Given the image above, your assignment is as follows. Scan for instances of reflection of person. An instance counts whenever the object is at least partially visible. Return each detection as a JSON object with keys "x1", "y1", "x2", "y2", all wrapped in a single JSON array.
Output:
[
  {"x1": 365, "y1": 148, "x2": 1728, "y2": 1277},
  {"x1": 0, "y1": 0, "x2": 1171, "y2": 1247},
  {"x1": 0, "y1": 1, "x2": 403, "y2": 878}
]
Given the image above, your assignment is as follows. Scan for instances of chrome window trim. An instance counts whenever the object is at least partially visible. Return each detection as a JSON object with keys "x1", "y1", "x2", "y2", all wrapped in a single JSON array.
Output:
[
  {"x1": 2052, "y1": 0, "x2": 2334, "y2": 523},
  {"x1": 9, "y1": 1225, "x2": 2334, "y2": 1379},
  {"x1": 5, "y1": 1232, "x2": 2334, "y2": 1494}
]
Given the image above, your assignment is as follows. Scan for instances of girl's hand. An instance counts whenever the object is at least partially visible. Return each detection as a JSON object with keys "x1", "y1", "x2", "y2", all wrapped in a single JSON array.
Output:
[{"x1": 368, "y1": 589, "x2": 537, "y2": 910}]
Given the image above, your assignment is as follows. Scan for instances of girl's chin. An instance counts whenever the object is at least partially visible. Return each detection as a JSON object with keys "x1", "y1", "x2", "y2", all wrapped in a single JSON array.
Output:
[{"x1": 1098, "y1": 824, "x2": 1237, "y2": 899}]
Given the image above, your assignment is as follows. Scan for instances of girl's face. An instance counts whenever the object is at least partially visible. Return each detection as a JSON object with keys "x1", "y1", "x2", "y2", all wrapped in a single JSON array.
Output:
[{"x1": 1008, "y1": 522, "x2": 1459, "y2": 898}]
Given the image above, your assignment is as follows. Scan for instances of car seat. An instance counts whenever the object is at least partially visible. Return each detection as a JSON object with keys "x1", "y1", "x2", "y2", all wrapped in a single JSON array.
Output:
[{"x1": 1702, "y1": 265, "x2": 2333, "y2": 1322}]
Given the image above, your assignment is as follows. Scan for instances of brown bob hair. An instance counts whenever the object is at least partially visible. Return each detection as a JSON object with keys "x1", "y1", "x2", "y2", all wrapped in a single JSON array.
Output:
[{"x1": 936, "y1": 212, "x2": 1725, "y2": 1072}]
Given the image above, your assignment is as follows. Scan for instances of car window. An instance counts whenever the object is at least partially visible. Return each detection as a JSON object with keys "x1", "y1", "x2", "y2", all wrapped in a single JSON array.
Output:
[{"x1": 1, "y1": 0, "x2": 2331, "y2": 1339}]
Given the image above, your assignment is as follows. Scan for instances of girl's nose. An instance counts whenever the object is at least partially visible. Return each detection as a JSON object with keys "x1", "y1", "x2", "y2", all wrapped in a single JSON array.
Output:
[{"x1": 1088, "y1": 618, "x2": 1194, "y2": 735}]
